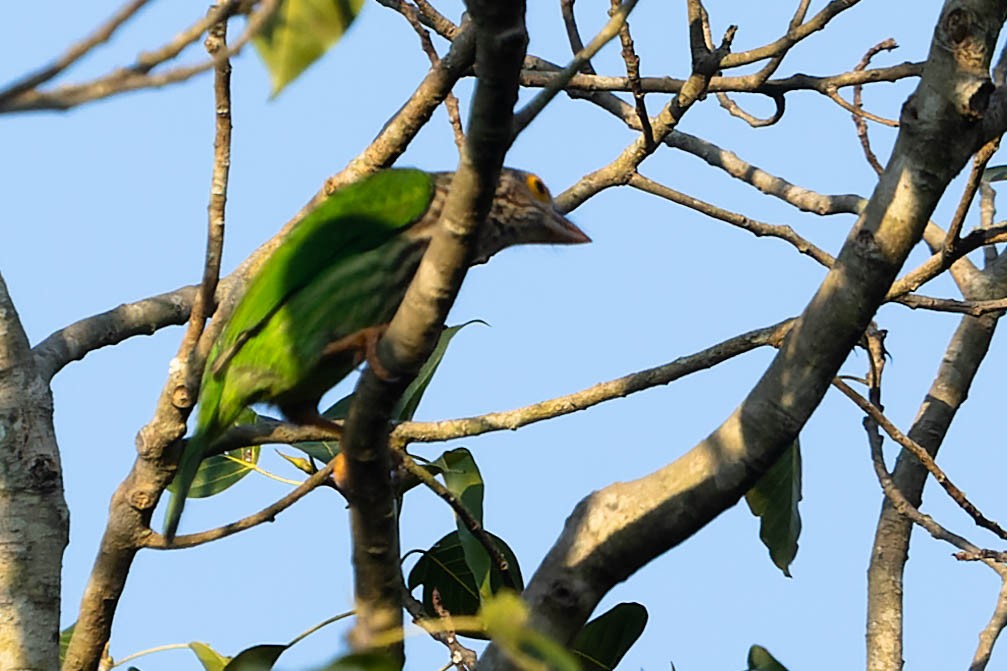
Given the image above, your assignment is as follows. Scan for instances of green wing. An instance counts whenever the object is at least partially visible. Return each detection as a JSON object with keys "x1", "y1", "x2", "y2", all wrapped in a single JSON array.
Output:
[{"x1": 199, "y1": 168, "x2": 435, "y2": 434}]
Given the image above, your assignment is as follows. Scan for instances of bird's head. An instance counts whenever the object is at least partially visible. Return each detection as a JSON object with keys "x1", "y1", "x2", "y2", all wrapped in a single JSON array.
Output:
[
  {"x1": 482, "y1": 169, "x2": 591, "y2": 262},
  {"x1": 431, "y1": 169, "x2": 591, "y2": 264}
]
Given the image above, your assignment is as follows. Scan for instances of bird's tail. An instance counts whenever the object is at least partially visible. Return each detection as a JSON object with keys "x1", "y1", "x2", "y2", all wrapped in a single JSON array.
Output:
[{"x1": 162, "y1": 431, "x2": 210, "y2": 542}]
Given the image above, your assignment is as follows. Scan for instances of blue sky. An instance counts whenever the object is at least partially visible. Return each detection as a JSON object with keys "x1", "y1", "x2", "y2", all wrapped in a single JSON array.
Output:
[{"x1": 4, "y1": 1, "x2": 1005, "y2": 669}]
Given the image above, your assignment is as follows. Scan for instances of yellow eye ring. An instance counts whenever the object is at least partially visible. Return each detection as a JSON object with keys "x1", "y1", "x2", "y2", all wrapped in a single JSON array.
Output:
[{"x1": 524, "y1": 173, "x2": 552, "y2": 202}]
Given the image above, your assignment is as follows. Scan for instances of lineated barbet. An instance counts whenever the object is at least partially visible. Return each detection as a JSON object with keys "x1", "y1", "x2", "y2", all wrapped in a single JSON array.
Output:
[{"x1": 163, "y1": 168, "x2": 589, "y2": 539}]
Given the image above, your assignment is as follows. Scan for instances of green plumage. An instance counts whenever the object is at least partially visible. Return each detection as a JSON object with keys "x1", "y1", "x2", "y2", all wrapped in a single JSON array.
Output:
[{"x1": 164, "y1": 167, "x2": 589, "y2": 539}]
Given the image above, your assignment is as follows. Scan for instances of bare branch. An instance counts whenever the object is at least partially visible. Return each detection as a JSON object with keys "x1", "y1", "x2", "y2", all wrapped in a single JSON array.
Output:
[
  {"x1": 512, "y1": 0, "x2": 638, "y2": 137},
  {"x1": 0, "y1": 0, "x2": 152, "y2": 104},
  {"x1": 395, "y1": 320, "x2": 792, "y2": 444},
  {"x1": 32, "y1": 287, "x2": 196, "y2": 382},
  {"x1": 1, "y1": 0, "x2": 273, "y2": 113},
  {"x1": 972, "y1": 578, "x2": 1007, "y2": 671},
  {"x1": 628, "y1": 173, "x2": 834, "y2": 268},
  {"x1": 398, "y1": 452, "x2": 516, "y2": 588},
  {"x1": 143, "y1": 456, "x2": 339, "y2": 549},
  {"x1": 337, "y1": 0, "x2": 529, "y2": 656},
  {"x1": 833, "y1": 378, "x2": 1007, "y2": 542},
  {"x1": 0, "y1": 272, "x2": 67, "y2": 669}
]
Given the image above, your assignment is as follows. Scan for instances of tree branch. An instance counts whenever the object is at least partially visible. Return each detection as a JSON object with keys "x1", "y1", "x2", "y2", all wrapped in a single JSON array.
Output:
[
  {"x1": 481, "y1": 5, "x2": 1007, "y2": 666},
  {"x1": 0, "y1": 272, "x2": 67, "y2": 670},
  {"x1": 337, "y1": 0, "x2": 528, "y2": 658}
]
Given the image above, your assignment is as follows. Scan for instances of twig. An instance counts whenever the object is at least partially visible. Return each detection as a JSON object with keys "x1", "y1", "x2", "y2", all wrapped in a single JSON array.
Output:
[
  {"x1": 182, "y1": 13, "x2": 233, "y2": 380},
  {"x1": 945, "y1": 138, "x2": 1001, "y2": 249},
  {"x1": 143, "y1": 457, "x2": 339, "y2": 549},
  {"x1": 560, "y1": 0, "x2": 596, "y2": 74},
  {"x1": 713, "y1": 0, "x2": 808, "y2": 128},
  {"x1": 402, "y1": 590, "x2": 476, "y2": 670},
  {"x1": 718, "y1": 0, "x2": 863, "y2": 69},
  {"x1": 716, "y1": 92, "x2": 786, "y2": 127},
  {"x1": 517, "y1": 61, "x2": 922, "y2": 97},
  {"x1": 395, "y1": 319, "x2": 792, "y2": 444},
  {"x1": 398, "y1": 453, "x2": 516, "y2": 588},
  {"x1": 512, "y1": 0, "x2": 639, "y2": 137},
  {"x1": 610, "y1": 0, "x2": 652, "y2": 146},
  {"x1": 886, "y1": 222, "x2": 1007, "y2": 299},
  {"x1": 850, "y1": 39, "x2": 899, "y2": 174},
  {"x1": 2, "y1": 0, "x2": 274, "y2": 113},
  {"x1": 376, "y1": 0, "x2": 459, "y2": 40},
  {"x1": 971, "y1": 578, "x2": 1007, "y2": 670},
  {"x1": 0, "y1": 0, "x2": 152, "y2": 104},
  {"x1": 628, "y1": 173, "x2": 834, "y2": 268},
  {"x1": 560, "y1": 22, "x2": 738, "y2": 210},
  {"x1": 832, "y1": 378, "x2": 1007, "y2": 542},
  {"x1": 61, "y1": 7, "x2": 241, "y2": 669},
  {"x1": 893, "y1": 293, "x2": 1007, "y2": 316},
  {"x1": 399, "y1": 2, "x2": 466, "y2": 151}
]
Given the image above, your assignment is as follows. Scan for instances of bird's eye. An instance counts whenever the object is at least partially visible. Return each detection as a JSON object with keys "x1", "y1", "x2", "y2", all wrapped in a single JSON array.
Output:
[{"x1": 524, "y1": 173, "x2": 552, "y2": 202}]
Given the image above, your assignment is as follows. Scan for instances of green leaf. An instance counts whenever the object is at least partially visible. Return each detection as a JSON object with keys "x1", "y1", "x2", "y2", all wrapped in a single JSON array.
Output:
[
  {"x1": 314, "y1": 652, "x2": 399, "y2": 671},
  {"x1": 745, "y1": 438, "x2": 802, "y2": 577},
  {"x1": 983, "y1": 164, "x2": 1007, "y2": 182},
  {"x1": 481, "y1": 591, "x2": 580, "y2": 671},
  {"x1": 571, "y1": 603, "x2": 649, "y2": 671},
  {"x1": 253, "y1": 0, "x2": 365, "y2": 96},
  {"x1": 169, "y1": 408, "x2": 263, "y2": 499},
  {"x1": 748, "y1": 645, "x2": 790, "y2": 671},
  {"x1": 179, "y1": 445, "x2": 260, "y2": 498},
  {"x1": 393, "y1": 321, "x2": 486, "y2": 421},
  {"x1": 407, "y1": 530, "x2": 523, "y2": 638},
  {"x1": 59, "y1": 623, "x2": 75, "y2": 664},
  {"x1": 189, "y1": 642, "x2": 231, "y2": 671},
  {"x1": 435, "y1": 447, "x2": 498, "y2": 596},
  {"x1": 222, "y1": 644, "x2": 287, "y2": 670}
]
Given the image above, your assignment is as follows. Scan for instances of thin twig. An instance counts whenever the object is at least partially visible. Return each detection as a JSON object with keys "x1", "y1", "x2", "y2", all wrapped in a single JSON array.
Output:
[
  {"x1": 394, "y1": 319, "x2": 791, "y2": 444},
  {"x1": 402, "y1": 590, "x2": 476, "y2": 670},
  {"x1": 971, "y1": 578, "x2": 1007, "y2": 670},
  {"x1": 182, "y1": 13, "x2": 233, "y2": 382},
  {"x1": 398, "y1": 452, "x2": 516, "y2": 588},
  {"x1": 559, "y1": 23, "x2": 738, "y2": 210},
  {"x1": 185, "y1": 320, "x2": 793, "y2": 455},
  {"x1": 144, "y1": 457, "x2": 339, "y2": 549},
  {"x1": 0, "y1": 0, "x2": 152, "y2": 104},
  {"x1": 512, "y1": 0, "x2": 639, "y2": 137},
  {"x1": 850, "y1": 38, "x2": 900, "y2": 174},
  {"x1": 833, "y1": 378, "x2": 1007, "y2": 542},
  {"x1": 629, "y1": 173, "x2": 834, "y2": 267},
  {"x1": 560, "y1": 0, "x2": 596, "y2": 75},
  {"x1": 893, "y1": 293, "x2": 1007, "y2": 316},
  {"x1": 887, "y1": 222, "x2": 1007, "y2": 299},
  {"x1": 2, "y1": 0, "x2": 274, "y2": 113},
  {"x1": 610, "y1": 0, "x2": 652, "y2": 146},
  {"x1": 945, "y1": 138, "x2": 1001, "y2": 248},
  {"x1": 399, "y1": 2, "x2": 465, "y2": 151}
]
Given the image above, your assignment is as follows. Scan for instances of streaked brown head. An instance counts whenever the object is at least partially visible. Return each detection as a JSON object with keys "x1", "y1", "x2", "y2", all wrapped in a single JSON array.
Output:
[{"x1": 427, "y1": 169, "x2": 591, "y2": 264}]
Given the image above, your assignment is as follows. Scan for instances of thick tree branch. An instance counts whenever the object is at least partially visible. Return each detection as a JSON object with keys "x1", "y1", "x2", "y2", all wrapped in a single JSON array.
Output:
[
  {"x1": 337, "y1": 0, "x2": 528, "y2": 658},
  {"x1": 32, "y1": 286, "x2": 196, "y2": 382},
  {"x1": 62, "y1": 15, "x2": 236, "y2": 671},
  {"x1": 0, "y1": 272, "x2": 68, "y2": 670},
  {"x1": 481, "y1": 5, "x2": 1007, "y2": 666},
  {"x1": 866, "y1": 263, "x2": 1007, "y2": 669}
]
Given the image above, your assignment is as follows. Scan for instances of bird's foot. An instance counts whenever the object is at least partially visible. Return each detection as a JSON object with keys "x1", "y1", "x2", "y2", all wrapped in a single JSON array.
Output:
[{"x1": 322, "y1": 324, "x2": 398, "y2": 381}]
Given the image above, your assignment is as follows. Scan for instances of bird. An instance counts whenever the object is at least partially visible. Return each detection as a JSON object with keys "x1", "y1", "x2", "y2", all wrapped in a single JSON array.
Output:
[{"x1": 163, "y1": 168, "x2": 590, "y2": 539}]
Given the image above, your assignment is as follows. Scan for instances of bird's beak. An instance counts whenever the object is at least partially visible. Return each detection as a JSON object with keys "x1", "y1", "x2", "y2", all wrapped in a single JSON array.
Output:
[{"x1": 547, "y1": 210, "x2": 592, "y2": 245}]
